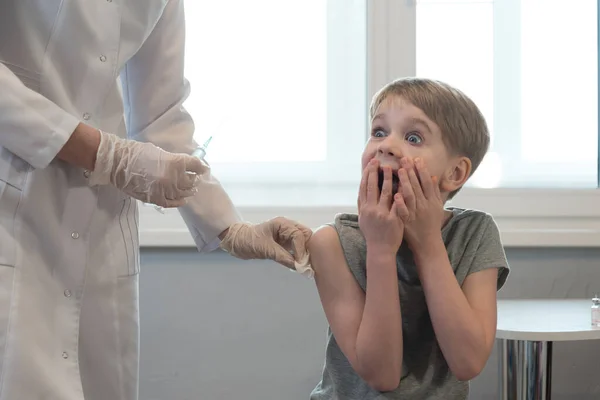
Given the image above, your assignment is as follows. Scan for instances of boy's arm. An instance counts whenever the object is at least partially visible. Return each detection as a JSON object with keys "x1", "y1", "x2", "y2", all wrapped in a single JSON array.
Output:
[
  {"x1": 417, "y1": 249, "x2": 498, "y2": 381},
  {"x1": 414, "y1": 219, "x2": 507, "y2": 381},
  {"x1": 309, "y1": 225, "x2": 403, "y2": 392}
]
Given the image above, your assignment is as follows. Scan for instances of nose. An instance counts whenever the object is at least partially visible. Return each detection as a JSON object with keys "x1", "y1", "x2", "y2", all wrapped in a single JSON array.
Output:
[{"x1": 377, "y1": 136, "x2": 400, "y2": 158}]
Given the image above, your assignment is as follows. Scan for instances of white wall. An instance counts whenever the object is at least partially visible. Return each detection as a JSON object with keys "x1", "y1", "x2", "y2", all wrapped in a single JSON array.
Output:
[{"x1": 139, "y1": 248, "x2": 600, "y2": 400}]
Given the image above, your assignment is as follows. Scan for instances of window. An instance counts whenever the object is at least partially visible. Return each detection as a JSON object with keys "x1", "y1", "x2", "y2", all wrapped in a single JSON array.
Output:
[
  {"x1": 181, "y1": 0, "x2": 367, "y2": 206},
  {"x1": 139, "y1": 0, "x2": 600, "y2": 248},
  {"x1": 416, "y1": 0, "x2": 598, "y2": 189}
]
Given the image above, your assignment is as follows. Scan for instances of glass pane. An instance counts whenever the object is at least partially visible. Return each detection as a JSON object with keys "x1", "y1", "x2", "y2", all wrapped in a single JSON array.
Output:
[
  {"x1": 521, "y1": 0, "x2": 597, "y2": 164},
  {"x1": 416, "y1": 0, "x2": 598, "y2": 188},
  {"x1": 184, "y1": 0, "x2": 327, "y2": 163}
]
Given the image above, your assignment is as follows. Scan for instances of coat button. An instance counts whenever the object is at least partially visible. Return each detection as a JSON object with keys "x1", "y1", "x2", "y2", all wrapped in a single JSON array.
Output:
[
  {"x1": 64, "y1": 289, "x2": 72, "y2": 298},
  {"x1": 71, "y1": 232, "x2": 80, "y2": 239},
  {"x1": 62, "y1": 352, "x2": 68, "y2": 359}
]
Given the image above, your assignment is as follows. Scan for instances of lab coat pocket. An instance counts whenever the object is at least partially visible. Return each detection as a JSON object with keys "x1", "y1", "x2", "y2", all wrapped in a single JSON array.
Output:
[
  {"x1": 117, "y1": 197, "x2": 140, "y2": 277},
  {"x1": 0, "y1": 149, "x2": 28, "y2": 267}
]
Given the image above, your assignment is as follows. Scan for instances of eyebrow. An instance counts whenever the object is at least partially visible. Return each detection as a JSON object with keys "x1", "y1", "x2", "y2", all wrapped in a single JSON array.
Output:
[
  {"x1": 372, "y1": 113, "x2": 385, "y2": 122},
  {"x1": 407, "y1": 117, "x2": 433, "y2": 135}
]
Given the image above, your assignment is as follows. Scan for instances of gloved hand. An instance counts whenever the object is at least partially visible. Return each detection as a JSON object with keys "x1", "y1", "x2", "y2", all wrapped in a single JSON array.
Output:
[
  {"x1": 88, "y1": 130, "x2": 205, "y2": 207},
  {"x1": 219, "y1": 217, "x2": 313, "y2": 270}
]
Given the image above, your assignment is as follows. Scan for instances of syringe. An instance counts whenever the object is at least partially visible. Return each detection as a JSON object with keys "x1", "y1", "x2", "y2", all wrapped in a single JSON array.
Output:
[
  {"x1": 190, "y1": 135, "x2": 213, "y2": 161},
  {"x1": 152, "y1": 136, "x2": 213, "y2": 213}
]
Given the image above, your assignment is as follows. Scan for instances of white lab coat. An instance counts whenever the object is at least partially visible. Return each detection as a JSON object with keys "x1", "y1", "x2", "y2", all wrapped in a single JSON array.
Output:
[{"x1": 0, "y1": 1, "x2": 241, "y2": 399}]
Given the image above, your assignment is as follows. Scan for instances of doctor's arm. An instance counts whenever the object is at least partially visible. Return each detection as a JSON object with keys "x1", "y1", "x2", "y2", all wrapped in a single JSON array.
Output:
[
  {"x1": 0, "y1": 62, "x2": 202, "y2": 207},
  {"x1": 121, "y1": 0, "x2": 311, "y2": 266},
  {"x1": 119, "y1": 0, "x2": 239, "y2": 252},
  {"x1": 0, "y1": 62, "x2": 97, "y2": 170}
]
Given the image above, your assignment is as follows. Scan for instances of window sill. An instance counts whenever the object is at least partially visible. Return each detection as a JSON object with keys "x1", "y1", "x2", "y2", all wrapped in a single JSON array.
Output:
[{"x1": 138, "y1": 187, "x2": 600, "y2": 248}]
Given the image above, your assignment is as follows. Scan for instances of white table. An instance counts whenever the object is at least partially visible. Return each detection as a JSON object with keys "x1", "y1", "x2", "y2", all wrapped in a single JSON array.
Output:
[{"x1": 496, "y1": 299, "x2": 600, "y2": 400}]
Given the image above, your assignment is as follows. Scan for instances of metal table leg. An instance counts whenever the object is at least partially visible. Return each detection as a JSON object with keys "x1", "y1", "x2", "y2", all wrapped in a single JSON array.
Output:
[{"x1": 499, "y1": 339, "x2": 552, "y2": 400}]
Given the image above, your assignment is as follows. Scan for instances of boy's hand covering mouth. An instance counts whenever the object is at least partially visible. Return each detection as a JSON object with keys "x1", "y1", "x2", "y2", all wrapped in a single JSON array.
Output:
[{"x1": 357, "y1": 160, "x2": 409, "y2": 253}]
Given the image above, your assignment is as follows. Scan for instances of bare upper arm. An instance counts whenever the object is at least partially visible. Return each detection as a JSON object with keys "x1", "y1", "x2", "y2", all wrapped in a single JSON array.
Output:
[
  {"x1": 308, "y1": 225, "x2": 365, "y2": 365},
  {"x1": 462, "y1": 268, "x2": 499, "y2": 351}
]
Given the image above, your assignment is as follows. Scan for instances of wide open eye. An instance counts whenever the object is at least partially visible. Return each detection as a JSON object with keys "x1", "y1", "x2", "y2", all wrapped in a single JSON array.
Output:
[
  {"x1": 372, "y1": 128, "x2": 387, "y2": 138},
  {"x1": 406, "y1": 132, "x2": 422, "y2": 144}
]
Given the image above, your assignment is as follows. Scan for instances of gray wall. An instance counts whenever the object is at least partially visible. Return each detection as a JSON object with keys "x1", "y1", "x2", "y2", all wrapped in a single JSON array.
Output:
[{"x1": 139, "y1": 248, "x2": 600, "y2": 400}]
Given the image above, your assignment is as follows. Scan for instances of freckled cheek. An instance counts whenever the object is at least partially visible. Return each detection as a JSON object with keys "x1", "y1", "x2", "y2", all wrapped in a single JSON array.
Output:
[{"x1": 421, "y1": 162, "x2": 445, "y2": 182}]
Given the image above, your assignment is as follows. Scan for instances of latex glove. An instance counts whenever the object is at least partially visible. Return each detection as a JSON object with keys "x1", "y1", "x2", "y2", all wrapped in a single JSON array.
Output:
[
  {"x1": 219, "y1": 217, "x2": 313, "y2": 270},
  {"x1": 88, "y1": 130, "x2": 205, "y2": 207}
]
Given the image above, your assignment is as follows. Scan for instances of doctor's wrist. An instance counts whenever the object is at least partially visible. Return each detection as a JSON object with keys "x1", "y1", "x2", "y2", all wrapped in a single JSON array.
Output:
[
  {"x1": 57, "y1": 123, "x2": 101, "y2": 171},
  {"x1": 218, "y1": 227, "x2": 230, "y2": 240}
]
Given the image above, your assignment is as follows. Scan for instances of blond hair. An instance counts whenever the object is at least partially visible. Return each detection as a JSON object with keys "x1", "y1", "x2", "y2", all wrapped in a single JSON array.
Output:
[{"x1": 369, "y1": 77, "x2": 489, "y2": 199}]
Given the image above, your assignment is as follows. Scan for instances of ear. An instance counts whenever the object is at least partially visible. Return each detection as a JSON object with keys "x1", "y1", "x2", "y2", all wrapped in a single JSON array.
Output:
[{"x1": 440, "y1": 156, "x2": 471, "y2": 193}]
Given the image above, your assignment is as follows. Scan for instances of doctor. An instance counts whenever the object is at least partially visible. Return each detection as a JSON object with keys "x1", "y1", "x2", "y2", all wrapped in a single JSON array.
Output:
[{"x1": 0, "y1": 1, "x2": 312, "y2": 400}]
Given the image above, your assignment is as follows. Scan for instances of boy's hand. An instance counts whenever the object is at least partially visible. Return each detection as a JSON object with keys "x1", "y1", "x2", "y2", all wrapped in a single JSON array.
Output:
[
  {"x1": 398, "y1": 157, "x2": 445, "y2": 254},
  {"x1": 358, "y1": 159, "x2": 409, "y2": 255}
]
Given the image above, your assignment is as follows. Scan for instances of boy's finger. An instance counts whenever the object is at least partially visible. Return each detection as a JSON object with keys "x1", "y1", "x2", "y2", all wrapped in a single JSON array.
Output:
[
  {"x1": 379, "y1": 166, "x2": 393, "y2": 208},
  {"x1": 366, "y1": 160, "x2": 379, "y2": 204},
  {"x1": 416, "y1": 158, "x2": 434, "y2": 199},
  {"x1": 393, "y1": 194, "x2": 409, "y2": 220},
  {"x1": 401, "y1": 157, "x2": 422, "y2": 204},
  {"x1": 407, "y1": 166, "x2": 425, "y2": 202},
  {"x1": 399, "y1": 168, "x2": 415, "y2": 213},
  {"x1": 358, "y1": 164, "x2": 369, "y2": 207}
]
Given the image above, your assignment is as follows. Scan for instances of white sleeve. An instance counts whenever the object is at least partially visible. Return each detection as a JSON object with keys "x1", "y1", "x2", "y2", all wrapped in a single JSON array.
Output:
[
  {"x1": 120, "y1": 0, "x2": 241, "y2": 252},
  {"x1": 0, "y1": 63, "x2": 80, "y2": 169}
]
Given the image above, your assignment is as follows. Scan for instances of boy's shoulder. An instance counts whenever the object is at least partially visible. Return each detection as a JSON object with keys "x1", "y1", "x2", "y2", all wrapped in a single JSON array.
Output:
[
  {"x1": 328, "y1": 208, "x2": 507, "y2": 279},
  {"x1": 330, "y1": 213, "x2": 365, "y2": 250},
  {"x1": 443, "y1": 207, "x2": 509, "y2": 289},
  {"x1": 309, "y1": 214, "x2": 363, "y2": 261},
  {"x1": 332, "y1": 212, "x2": 373, "y2": 233},
  {"x1": 444, "y1": 206, "x2": 495, "y2": 223},
  {"x1": 442, "y1": 206, "x2": 500, "y2": 241},
  {"x1": 331, "y1": 213, "x2": 360, "y2": 228},
  {"x1": 310, "y1": 214, "x2": 362, "y2": 248},
  {"x1": 313, "y1": 209, "x2": 501, "y2": 249},
  {"x1": 311, "y1": 208, "x2": 508, "y2": 290},
  {"x1": 326, "y1": 208, "x2": 499, "y2": 237},
  {"x1": 308, "y1": 222, "x2": 343, "y2": 251},
  {"x1": 308, "y1": 214, "x2": 368, "y2": 290}
]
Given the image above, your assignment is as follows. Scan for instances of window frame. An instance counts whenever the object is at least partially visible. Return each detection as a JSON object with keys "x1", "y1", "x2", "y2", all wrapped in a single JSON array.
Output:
[{"x1": 139, "y1": 0, "x2": 600, "y2": 248}]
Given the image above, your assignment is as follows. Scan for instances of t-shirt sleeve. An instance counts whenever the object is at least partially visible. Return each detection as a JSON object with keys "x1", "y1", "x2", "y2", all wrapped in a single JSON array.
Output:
[{"x1": 468, "y1": 215, "x2": 510, "y2": 290}]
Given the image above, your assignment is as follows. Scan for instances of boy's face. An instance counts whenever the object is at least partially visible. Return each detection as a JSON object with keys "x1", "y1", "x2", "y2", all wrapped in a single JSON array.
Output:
[{"x1": 361, "y1": 95, "x2": 470, "y2": 199}]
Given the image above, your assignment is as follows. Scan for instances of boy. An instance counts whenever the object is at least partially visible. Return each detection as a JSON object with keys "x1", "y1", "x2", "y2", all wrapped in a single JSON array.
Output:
[{"x1": 308, "y1": 77, "x2": 510, "y2": 399}]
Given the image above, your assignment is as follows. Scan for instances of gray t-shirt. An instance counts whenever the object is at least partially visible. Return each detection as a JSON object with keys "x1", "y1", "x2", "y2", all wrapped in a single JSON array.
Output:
[{"x1": 310, "y1": 207, "x2": 510, "y2": 400}]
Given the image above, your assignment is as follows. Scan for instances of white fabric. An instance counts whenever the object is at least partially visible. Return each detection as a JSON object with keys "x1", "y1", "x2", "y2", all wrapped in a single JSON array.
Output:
[
  {"x1": 294, "y1": 253, "x2": 315, "y2": 279},
  {"x1": 0, "y1": 1, "x2": 241, "y2": 400}
]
